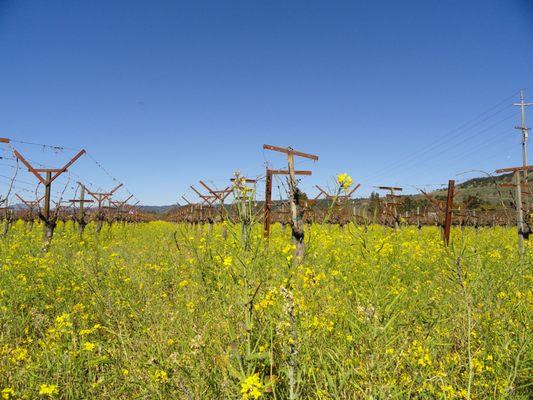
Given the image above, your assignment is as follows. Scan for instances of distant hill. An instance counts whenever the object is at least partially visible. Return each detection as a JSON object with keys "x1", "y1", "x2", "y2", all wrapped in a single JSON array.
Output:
[
  {"x1": 140, "y1": 205, "x2": 175, "y2": 214},
  {"x1": 70, "y1": 173, "x2": 528, "y2": 217},
  {"x1": 427, "y1": 172, "x2": 517, "y2": 206}
]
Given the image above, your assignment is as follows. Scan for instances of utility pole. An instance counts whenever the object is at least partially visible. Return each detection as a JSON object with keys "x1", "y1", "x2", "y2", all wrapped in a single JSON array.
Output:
[
  {"x1": 496, "y1": 164, "x2": 533, "y2": 253},
  {"x1": 263, "y1": 145, "x2": 318, "y2": 261},
  {"x1": 13, "y1": 148, "x2": 86, "y2": 244},
  {"x1": 514, "y1": 90, "x2": 533, "y2": 178}
]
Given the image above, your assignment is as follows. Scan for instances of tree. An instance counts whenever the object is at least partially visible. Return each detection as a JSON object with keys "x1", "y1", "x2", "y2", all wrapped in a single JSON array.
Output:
[
  {"x1": 464, "y1": 194, "x2": 482, "y2": 210},
  {"x1": 369, "y1": 191, "x2": 380, "y2": 215}
]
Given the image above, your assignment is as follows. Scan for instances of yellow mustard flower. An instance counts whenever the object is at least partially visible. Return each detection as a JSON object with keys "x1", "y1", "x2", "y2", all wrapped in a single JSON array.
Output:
[
  {"x1": 82, "y1": 342, "x2": 96, "y2": 352},
  {"x1": 38, "y1": 384, "x2": 59, "y2": 397},
  {"x1": 240, "y1": 374, "x2": 263, "y2": 400},
  {"x1": 336, "y1": 173, "x2": 353, "y2": 190},
  {"x1": 2, "y1": 388, "x2": 15, "y2": 400}
]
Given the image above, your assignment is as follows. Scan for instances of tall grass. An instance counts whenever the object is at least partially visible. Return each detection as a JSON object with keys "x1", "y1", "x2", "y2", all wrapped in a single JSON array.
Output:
[{"x1": 0, "y1": 220, "x2": 531, "y2": 399}]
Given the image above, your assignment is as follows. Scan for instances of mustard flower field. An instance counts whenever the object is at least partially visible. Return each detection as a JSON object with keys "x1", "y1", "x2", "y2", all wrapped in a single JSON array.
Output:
[{"x1": 0, "y1": 221, "x2": 531, "y2": 399}]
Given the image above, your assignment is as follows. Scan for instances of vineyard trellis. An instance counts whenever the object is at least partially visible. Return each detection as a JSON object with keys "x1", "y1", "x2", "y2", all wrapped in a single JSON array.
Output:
[{"x1": 1, "y1": 90, "x2": 533, "y2": 252}]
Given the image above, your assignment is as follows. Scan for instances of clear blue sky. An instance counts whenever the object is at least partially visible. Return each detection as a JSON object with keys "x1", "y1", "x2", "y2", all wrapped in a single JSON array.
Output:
[{"x1": 1, "y1": 0, "x2": 532, "y2": 205}]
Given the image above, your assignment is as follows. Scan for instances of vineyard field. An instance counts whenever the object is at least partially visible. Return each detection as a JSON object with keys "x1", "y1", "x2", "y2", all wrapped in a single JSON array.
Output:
[{"x1": 0, "y1": 221, "x2": 531, "y2": 399}]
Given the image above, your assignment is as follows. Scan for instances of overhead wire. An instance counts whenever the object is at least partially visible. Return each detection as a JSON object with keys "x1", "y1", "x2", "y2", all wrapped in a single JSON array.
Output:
[
  {"x1": 361, "y1": 89, "x2": 522, "y2": 182},
  {"x1": 3, "y1": 138, "x2": 142, "y2": 205},
  {"x1": 364, "y1": 109, "x2": 517, "y2": 184}
]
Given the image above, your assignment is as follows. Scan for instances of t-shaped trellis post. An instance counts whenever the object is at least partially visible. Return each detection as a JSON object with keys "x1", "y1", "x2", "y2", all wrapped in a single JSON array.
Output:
[
  {"x1": 200, "y1": 180, "x2": 232, "y2": 221},
  {"x1": 263, "y1": 144, "x2": 318, "y2": 261},
  {"x1": 180, "y1": 195, "x2": 203, "y2": 223},
  {"x1": 190, "y1": 185, "x2": 218, "y2": 223},
  {"x1": 264, "y1": 169, "x2": 312, "y2": 238},
  {"x1": 69, "y1": 182, "x2": 94, "y2": 235},
  {"x1": 314, "y1": 182, "x2": 361, "y2": 225},
  {"x1": 13, "y1": 148, "x2": 85, "y2": 243},
  {"x1": 314, "y1": 184, "x2": 361, "y2": 201},
  {"x1": 199, "y1": 181, "x2": 232, "y2": 204},
  {"x1": 110, "y1": 195, "x2": 134, "y2": 223},
  {"x1": 78, "y1": 182, "x2": 123, "y2": 233},
  {"x1": 190, "y1": 185, "x2": 217, "y2": 206},
  {"x1": 376, "y1": 186, "x2": 403, "y2": 229},
  {"x1": 80, "y1": 183, "x2": 123, "y2": 209},
  {"x1": 15, "y1": 193, "x2": 44, "y2": 218}
]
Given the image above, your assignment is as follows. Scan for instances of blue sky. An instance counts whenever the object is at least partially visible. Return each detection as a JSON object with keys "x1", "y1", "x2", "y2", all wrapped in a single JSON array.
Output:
[{"x1": 0, "y1": 0, "x2": 532, "y2": 205}]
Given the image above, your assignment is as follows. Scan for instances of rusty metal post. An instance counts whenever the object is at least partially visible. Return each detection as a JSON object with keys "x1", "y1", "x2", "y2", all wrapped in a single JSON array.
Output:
[
  {"x1": 443, "y1": 179, "x2": 455, "y2": 245},
  {"x1": 264, "y1": 169, "x2": 272, "y2": 238}
]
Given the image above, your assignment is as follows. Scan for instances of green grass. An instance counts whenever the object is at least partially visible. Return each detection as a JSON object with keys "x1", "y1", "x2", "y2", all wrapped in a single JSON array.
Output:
[{"x1": 0, "y1": 221, "x2": 531, "y2": 399}]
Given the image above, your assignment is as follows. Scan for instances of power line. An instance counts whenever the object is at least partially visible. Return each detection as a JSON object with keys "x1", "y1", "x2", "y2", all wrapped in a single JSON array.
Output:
[{"x1": 365, "y1": 109, "x2": 516, "y2": 183}]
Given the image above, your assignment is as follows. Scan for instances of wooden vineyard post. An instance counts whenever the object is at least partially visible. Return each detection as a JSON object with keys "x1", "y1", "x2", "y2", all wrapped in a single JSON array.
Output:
[
  {"x1": 43, "y1": 172, "x2": 52, "y2": 226},
  {"x1": 110, "y1": 195, "x2": 134, "y2": 224},
  {"x1": 190, "y1": 185, "x2": 216, "y2": 209},
  {"x1": 264, "y1": 169, "x2": 273, "y2": 238},
  {"x1": 263, "y1": 145, "x2": 318, "y2": 261},
  {"x1": 15, "y1": 194, "x2": 44, "y2": 229},
  {"x1": 495, "y1": 164, "x2": 533, "y2": 253},
  {"x1": 190, "y1": 184, "x2": 217, "y2": 228},
  {"x1": 377, "y1": 186, "x2": 403, "y2": 229},
  {"x1": 287, "y1": 151, "x2": 299, "y2": 254},
  {"x1": 180, "y1": 196, "x2": 197, "y2": 225},
  {"x1": 79, "y1": 183, "x2": 86, "y2": 226},
  {"x1": 263, "y1": 169, "x2": 312, "y2": 239},
  {"x1": 199, "y1": 180, "x2": 232, "y2": 223},
  {"x1": 443, "y1": 179, "x2": 455, "y2": 246},
  {"x1": 13, "y1": 148, "x2": 86, "y2": 246},
  {"x1": 79, "y1": 182, "x2": 123, "y2": 235},
  {"x1": 69, "y1": 182, "x2": 94, "y2": 235},
  {"x1": 314, "y1": 183, "x2": 361, "y2": 225}
]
